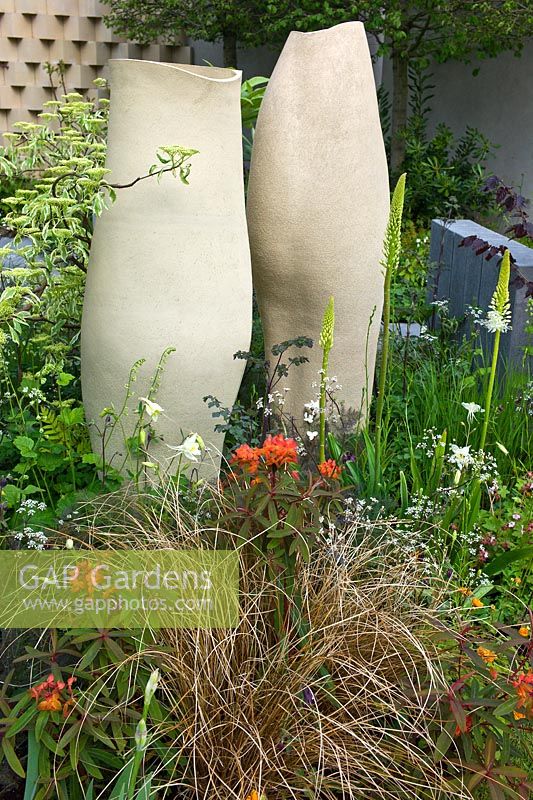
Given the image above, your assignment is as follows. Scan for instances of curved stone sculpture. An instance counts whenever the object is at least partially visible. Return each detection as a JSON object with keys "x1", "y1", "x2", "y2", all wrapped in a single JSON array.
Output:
[
  {"x1": 247, "y1": 22, "x2": 390, "y2": 429},
  {"x1": 81, "y1": 60, "x2": 252, "y2": 477}
]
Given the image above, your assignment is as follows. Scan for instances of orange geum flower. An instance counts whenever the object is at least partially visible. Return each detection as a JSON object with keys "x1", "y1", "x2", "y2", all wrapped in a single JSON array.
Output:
[
  {"x1": 245, "y1": 792, "x2": 259, "y2": 800},
  {"x1": 477, "y1": 646, "x2": 497, "y2": 665},
  {"x1": 471, "y1": 597, "x2": 484, "y2": 608},
  {"x1": 457, "y1": 587, "x2": 473, "y2": 597},
  {"x1": 318, "y1": 459, "x2": 342, "y2": 480},
  {"x1": 518, "y1": 626, "x2": 531, "y2": 638}
]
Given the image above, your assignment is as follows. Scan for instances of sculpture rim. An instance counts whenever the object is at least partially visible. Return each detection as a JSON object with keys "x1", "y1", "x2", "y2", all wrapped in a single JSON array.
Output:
[
  {"x1": 289, "y1": 20, "x2": 365, "y2": 38},
  {"x1": 108, "y1": 58, "x2": 242, "y2": 83}
]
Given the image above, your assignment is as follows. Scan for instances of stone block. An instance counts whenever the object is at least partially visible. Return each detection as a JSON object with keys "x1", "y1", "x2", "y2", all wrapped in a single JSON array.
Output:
[
  {"x1": 1, "y1": 13, "x2": 33, "y2": 38},
  {"x1": 63, "y1": 15, "x2": 95, "y2": 41},
  {"x1": 80, "y1": 41, "x2": 108, "y2": 66},
  {"x1": 78, "y1": 0, "x2": 107, "y2": 14},
  {"x1": 49, "y1": 39, "x2": 79, "y2": 63},
  {"x1": 67, "y1": 63, "x2": 94, "y2": 89},
  {"x1": 0, "y1": 85, "x2": 22, "y2": 109},
  {"x1": 23, "y1": 85, "x2": 52, "y2": 110},
  {"x1": 46, "y1": 0, "x2": 78, "y2": 14},
  {"x1": 17, "y1": 38, "x2": 50, "y2": 63},
  {"x1": 3, "y1": 61, "x2": 35, "y2": 87},
  {"x1": 17, "y1": 0, "x2": 47, "y2": 12},
  {"x1": 94, "y1": 17, "x2": 120, "y2": 43},
  {"x1": 32, "y1": 13, "x2": 64, "y2": 39},
  {"x1": 428, "y1": 219, "x2": 533, "y2": 371},
  {"x1": 0, "y1": 38, "x2": 19, "y2": 61}
]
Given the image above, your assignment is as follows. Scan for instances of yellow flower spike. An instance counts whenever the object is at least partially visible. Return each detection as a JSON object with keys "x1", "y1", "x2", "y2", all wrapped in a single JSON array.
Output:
[
  {"x1": 318, "y1": 295, "x2": 335, "y2": 463},
  {"x1": 491, "y1": 248, "x2": 511, "y2": 317},
  {"x1": 319, "y1": 295, "x2": 335, "y2": 352}
]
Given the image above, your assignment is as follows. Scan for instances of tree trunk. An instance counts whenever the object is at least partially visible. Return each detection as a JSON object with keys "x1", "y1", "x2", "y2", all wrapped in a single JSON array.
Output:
[
  {"x1": 390, "y1": 50, "x2": 409, "y2": 173},
  {"x1": 223, "y1": 31, "x2": 237, "y2": 68}
]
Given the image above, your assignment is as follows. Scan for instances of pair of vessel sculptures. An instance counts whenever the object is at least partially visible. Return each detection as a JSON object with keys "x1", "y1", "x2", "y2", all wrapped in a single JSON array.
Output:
[{"x1": 81, "y1": 22, "x2": 390, "y2": 477}]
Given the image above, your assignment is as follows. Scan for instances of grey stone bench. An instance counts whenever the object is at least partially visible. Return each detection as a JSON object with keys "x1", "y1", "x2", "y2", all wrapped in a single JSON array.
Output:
[{"x1": 428, "y1": 219, "x2": 533, "y2": 371}]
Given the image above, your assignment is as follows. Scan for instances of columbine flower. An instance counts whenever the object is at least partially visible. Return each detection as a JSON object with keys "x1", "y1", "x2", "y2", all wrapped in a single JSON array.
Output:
[
  {"x1": 448, "y1": 444, "x2": 474, "y2": 470},
  {"x1": 168, "y1": 433, "x2": 203, "y2": 461},
  {"x1": 139, "y1": 397, "x2": 164, "y2": 421},
  {"x1": 461, "y1": 402, "x2": 483, "y2": 422}
]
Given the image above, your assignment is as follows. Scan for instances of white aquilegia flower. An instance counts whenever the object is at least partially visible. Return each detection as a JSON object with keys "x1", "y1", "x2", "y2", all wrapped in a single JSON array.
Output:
[
  {"x1": 481, "y1": 308, "x2": 511, "y2": 334},
  {"x1": 167, "y1": 433, "x2": 204, "y2": 461},
  {"x1": 448, "y1": 444, "x2": 474, "y2": 470},
  {"x1": 461, "y1": 402, "x2": 484, "y2": 422},
  {"x1": 140, "y1": 397, "x2": 164, "y2": 421}
]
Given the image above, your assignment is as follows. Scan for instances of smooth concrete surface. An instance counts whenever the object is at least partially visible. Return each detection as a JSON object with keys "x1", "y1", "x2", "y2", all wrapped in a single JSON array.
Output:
[
  {"x1": 81, "y1": 60, "x2": 252, "y2": 477},
  {"x1": 246, "y1": 22, "x2": 390, "y2": 429}
]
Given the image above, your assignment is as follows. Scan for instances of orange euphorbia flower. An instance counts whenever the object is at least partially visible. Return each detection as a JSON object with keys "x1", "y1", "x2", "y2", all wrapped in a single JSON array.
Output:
[
  {"x1": 231, "y1": 443, "x2": 262, "y2": 474},
  {"x1": 261, "y1": 434, "x2": 298, "y2": 468},
  {"x1": 30, "y1": 674, "x2": 76, "y2": 717},
  {"x1": 245, "y1": 792, "x2": 260, "y2": 800},
  {"x1": 512, "y1": 671, "x2": 533, "y2": 719},
  {"x1": 477, "y1": 646, "x2": 497, "y2": 665},
  {"x1": 318, "y1": 459, "x2": 342, "y2": 480}
]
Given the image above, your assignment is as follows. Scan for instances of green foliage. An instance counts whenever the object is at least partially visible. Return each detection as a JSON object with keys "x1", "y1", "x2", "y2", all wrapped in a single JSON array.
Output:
[
  {"x1": 241, "y1": 76, "x2": 269, "y2": 164},
  {"x1": 105, "y1": 0, "x2": 267, "y2": 66},
  {"x1": 374, "y1": 173, "x2": 406, "y2": 492},
  {"x1": 399, "y1": 65, "x2": 494, "y2": 223}
]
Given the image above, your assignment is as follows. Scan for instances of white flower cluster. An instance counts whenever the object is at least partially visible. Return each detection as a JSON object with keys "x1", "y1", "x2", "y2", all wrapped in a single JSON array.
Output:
[
  {"x1": 481, "y1": 308, "x2": 511, "y2": 334},
  {"x1": 21, "y1": 386, "x2": 47, "y2": 402},
  {"x1": 416, "y1": 428, "x2": 442, "y2": 458},
  {"x1": 256, "y1": 388, "x2": 290, "y2": 417},
  {"x1": 13, "y1": 527, "x2": 48, "y2": 550},
  {"x1": 17, "y1": 498, "x2": 47, "y2": 516},
  {"x1": 405, "y1": 494, "x2": 439, "y2": 520}
]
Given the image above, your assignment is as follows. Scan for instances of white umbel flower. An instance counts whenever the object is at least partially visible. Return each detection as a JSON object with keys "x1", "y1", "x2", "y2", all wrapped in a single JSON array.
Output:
[{"x1": 481, "y1": 309, "x2": 511, "y2": 334}]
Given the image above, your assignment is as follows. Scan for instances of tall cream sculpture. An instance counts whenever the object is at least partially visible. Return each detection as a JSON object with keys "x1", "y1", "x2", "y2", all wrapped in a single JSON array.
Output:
[
  {"x1": 81, "y1": 60, "x2": 252, "y2": 476},
  {"x1": 247, "y1": 22, "x2": 390, "y2": 429}
]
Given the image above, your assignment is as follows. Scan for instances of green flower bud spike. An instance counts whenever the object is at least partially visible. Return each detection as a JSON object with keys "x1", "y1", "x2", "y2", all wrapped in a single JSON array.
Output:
[{"x1": 319, "y1": 296, "x2": 335, "y2": 464}]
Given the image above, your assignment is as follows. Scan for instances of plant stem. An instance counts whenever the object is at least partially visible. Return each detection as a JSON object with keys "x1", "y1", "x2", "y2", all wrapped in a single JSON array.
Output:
[
  {"x1": 373, "y1": 264, "x2": 392, "y2": 494},
  {"x1": 319, "y1": 348, "x2": 329, "y2": 464},
  {"x1": 480, "y1": 328, "x2": 501, "y2": 452}
]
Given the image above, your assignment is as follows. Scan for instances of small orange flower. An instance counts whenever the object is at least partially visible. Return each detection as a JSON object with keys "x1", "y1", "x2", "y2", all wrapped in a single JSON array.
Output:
[
  {"x1": 261, "y1": 434, "x2": 298, "y2": 468},
  {"x1": 477, "y1": 646, "x2": 497, "y2": 665},
  {"x1": 471, "y1": 597, "x2": 484, "y2": 608},
  {"x1": 511, "y1": 671, "x2": 533, "y2": 719},
  {"x1": 230, "y1": 443, "x2": 262, "y2": 474},
  {"x1": 245, "y1": 792, "x2": 259, "y2": 800},
  {"x1": 457, "y1": 587, "x2": 473, "y2": 597},
  {"x1": 30, "y1": 674, "x2": 76, "y2": 716},
  {"x1": 318, "y1": 459, "x2": 342, "y2": 480},
  {"x1": 518, "y1": 626, "x2": 531, "y2": 638},
  {"x1": 513, "y1": 710, "x2": 526, "y2": 721}
]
